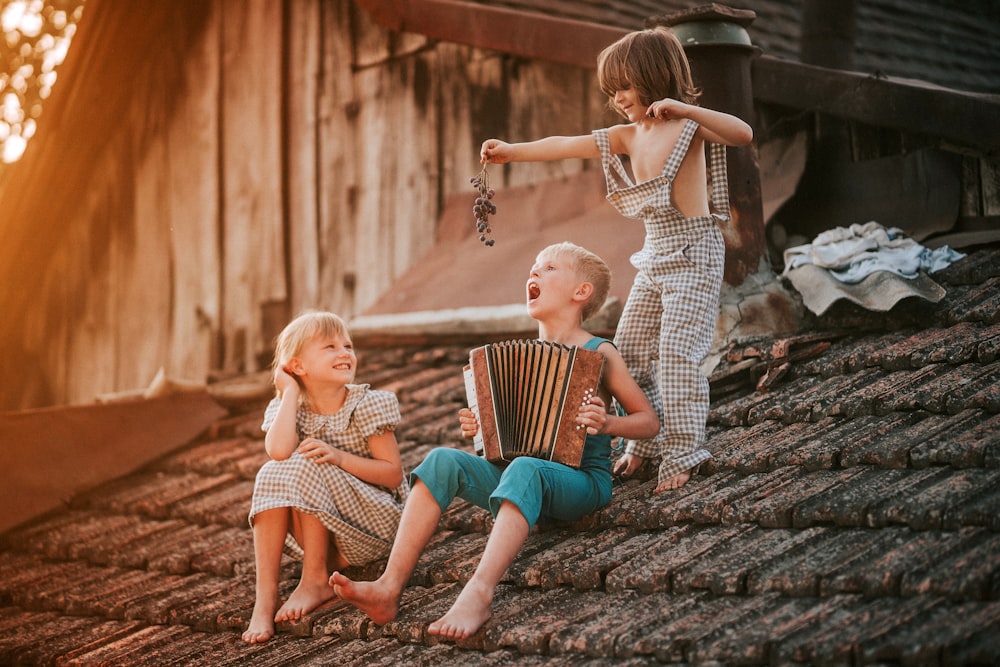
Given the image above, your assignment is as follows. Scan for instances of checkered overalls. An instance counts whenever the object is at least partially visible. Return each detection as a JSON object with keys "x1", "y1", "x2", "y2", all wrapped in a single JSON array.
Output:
[{"x1": 593, "y1": 119, "x2": 729, "y2": 482}]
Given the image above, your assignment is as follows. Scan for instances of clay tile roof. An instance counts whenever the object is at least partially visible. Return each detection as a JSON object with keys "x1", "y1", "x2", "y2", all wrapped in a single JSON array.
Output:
[{"x1": 1, "y1": 245, "x2": 999, "y2": 665}]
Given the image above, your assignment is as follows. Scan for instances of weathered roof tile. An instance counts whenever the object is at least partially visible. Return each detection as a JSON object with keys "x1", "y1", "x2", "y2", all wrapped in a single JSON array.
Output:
[
  {"x1": 65, "y1": 567, "x2": 167, "y2": 618},
  {"x1": 17, "y1": 616, "x2": 151, "y2": 666},
  {"x1": 673, "y1": 469, "x2": 790, "y2": 526},
  {"x1": 545, "y1": 589, "x2": 648, "y2": 658},
  {"x1": 835, "y1": 411, "x2": 929, "y2": 467},
  {"x1": 909, "y1": 409, "x2": 1000, "y2": 469},
  {"x1": 692, "y1": 595, "x2": 829, "y2": 665},
  {"x1": 2, "y1": 248, "x2": 999, "y2": 664},
  {"x1": 900, "y1": 528, "x2": 1000, "y2": 601},
  {"x1": 156, "y1": 437, "x2": 263, "y2": 476},
  {"x1": 690, "y1": 525, "x2": 819, "y2": 596},
  {"x1": 727, "y1": 468, "x2": 853, "y2": 528},
  {"x1": 165, "y1": 577, "x2": 248, "y2": 632},
  {"x1": 189, "y1": 526, "x2": 256, "y2": 576},
  {"x1": 5, "y1": 510, "x2": 154, "y2": 561},
  {"x1": 942, "y1": 484, "x2": 1000, "y2": 532},
  {"x1": 69, "y1": 515, "x2": 188, "y2": 567},
  {"x1": 945, "y1": 277, "x2": 1000, "y2": 325},
  {"x1": 167, "y1": 479, "x2": 254, "y2": 528},
  {"x1": 486, "y1": 587, "x2": 606, "y2": 655}
]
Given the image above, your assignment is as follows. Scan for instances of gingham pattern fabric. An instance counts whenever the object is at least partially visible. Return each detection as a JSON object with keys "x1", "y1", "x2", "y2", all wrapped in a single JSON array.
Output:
[
  {"x1": 249, "y1": 384, "x2": 408, "y2": 565},
  {"x1": 594, "y1": 120, "x2": 729, "y2": 483}
]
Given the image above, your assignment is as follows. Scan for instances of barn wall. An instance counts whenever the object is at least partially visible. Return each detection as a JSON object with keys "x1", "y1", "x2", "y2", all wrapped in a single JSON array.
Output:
[
  {"x1": 0, "y1": 0, "x2": 610, "y2": 409},
  {"x1": 12, "y1": 0, "x2": 989, "y2": 411},
  {"x1": 0, "y1": 0, "x2": 220, "y2": 409}
]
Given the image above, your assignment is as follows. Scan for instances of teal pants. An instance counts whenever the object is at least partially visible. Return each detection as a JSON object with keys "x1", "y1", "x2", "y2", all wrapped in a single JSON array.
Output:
[{"x1": 411, "y1": 436, "x2": 613, "y2": 528}]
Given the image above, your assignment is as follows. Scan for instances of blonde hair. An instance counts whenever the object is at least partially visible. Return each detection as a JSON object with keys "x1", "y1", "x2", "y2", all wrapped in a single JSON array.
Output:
[
  {"x1": 542, "y1": 242, "x2": 611, "y2": 322},
  {"x1": 597, "y1": 27, "x2": 700, "y2": 117},
  {"x1": 273, "y1": 310, "x2": 351, "y2": 376}
]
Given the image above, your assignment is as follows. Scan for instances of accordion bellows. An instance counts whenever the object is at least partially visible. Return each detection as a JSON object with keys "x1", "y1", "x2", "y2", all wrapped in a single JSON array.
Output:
[{"x1": 464, "y1": 340, "x2": 605, "y2": 468}]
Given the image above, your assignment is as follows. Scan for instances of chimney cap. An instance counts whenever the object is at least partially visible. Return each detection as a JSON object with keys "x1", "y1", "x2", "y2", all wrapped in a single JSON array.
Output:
[{"x1": 649, "y1": 3, "x2": 756, "y2": 29}]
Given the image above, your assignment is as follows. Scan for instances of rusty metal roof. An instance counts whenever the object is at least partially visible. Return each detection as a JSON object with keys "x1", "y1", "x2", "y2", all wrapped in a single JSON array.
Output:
[{"x1": 1, "y1": 245, "x2": 998, "y2": 665}]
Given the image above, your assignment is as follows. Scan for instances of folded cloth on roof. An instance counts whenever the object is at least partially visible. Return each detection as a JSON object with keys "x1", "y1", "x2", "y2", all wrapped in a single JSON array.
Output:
[
  {"x1": 781, "y1": 221, "x2": 965, "y2": 315},
  {"x1": 784, "y1": 264, "x2": 947, "y2": 315},
  {"x1": 782, "y1": 221, "x2": 965, "y2": 283}
]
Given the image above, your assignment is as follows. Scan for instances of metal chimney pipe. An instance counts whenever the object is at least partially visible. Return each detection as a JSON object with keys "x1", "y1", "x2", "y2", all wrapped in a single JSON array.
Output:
[{"x1": 654, "y1": 5, "x2": 765, "y2": 287}]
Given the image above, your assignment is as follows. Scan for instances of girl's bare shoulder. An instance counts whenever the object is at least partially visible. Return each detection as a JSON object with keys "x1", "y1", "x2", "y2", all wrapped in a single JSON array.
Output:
[{"x1": 606, "y1": 123, "x2": 637, "y2": 152}]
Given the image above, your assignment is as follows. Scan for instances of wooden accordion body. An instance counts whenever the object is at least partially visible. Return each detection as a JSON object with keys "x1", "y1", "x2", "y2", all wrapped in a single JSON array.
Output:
[{"x1": 463, "y1": 340, "x2": 604, "y2": 468}]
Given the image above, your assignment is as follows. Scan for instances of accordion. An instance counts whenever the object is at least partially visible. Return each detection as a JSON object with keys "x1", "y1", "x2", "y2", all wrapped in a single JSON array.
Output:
[{"x1": 463, "y1": 340, "x2": 604, "y2": 468}]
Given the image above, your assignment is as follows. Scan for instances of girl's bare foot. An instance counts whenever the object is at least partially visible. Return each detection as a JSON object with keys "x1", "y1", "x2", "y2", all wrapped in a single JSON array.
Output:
[
  {"x1": 329, "y1": 571, "x2": 400, "y2": 625},
  {"x1": 427, "y1": 581, "x2": 492, "y2": 640},
  {"x1": 327, "y1": 548, "x2": 349, "y2": 573},
  {"x1": 274, "y1": 578, "x2": 337, "y2": 623},
  {"x1": 653, "y1": 468, "x2": 691, "y2": 493},
  {"x1": 242, "y1": 597, "x2": 277, "y2": 644}
]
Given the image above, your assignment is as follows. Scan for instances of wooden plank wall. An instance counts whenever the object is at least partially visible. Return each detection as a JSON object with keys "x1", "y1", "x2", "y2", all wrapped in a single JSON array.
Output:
[
  {"x1": 0, "y1": 0, "x2": 610, "y2": 410},
  {"x1": 221, "y1": 0, "x2": 285, "y2": 373},
  {"x1": 3, "y1": 0, "x2": 993, "y2": 412}
]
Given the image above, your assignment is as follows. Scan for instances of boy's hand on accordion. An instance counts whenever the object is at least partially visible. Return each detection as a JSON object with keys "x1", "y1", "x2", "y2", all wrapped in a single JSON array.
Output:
[
  {"x1": 576, "y1": 395, "x2": 608, "y2": 435},
  {"x1": 458, "y1": 407, "x2": 480, "y2": 439}
]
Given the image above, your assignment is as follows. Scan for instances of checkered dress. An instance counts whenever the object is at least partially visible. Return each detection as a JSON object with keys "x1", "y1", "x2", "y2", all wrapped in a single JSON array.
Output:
[
  {"x1": 594, "y1": 119, "x2": 729, "y2": 483},
  {"x1": 249, "y1": 384, "x2": 408, "y2": 565}
]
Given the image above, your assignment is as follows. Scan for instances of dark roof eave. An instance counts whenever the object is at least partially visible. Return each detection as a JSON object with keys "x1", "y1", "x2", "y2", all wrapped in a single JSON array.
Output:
[
  {"x1": 358, "y1": 1, "x2": 1000, "y2": 155},
  {"x1": 354, "y1": 0, "x2": 626, "y2": 68},
  {"x1": 752, "y1": 55, "x2": 1000, "y2": 154}
]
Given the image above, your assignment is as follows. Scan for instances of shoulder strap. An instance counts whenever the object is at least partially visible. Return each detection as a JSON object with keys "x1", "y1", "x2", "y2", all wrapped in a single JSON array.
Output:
[
  {"x1": 582, "y1": 336, "x2": 613, "y2": 351},
  {"x1": 663, "y1": 120, "x2": 732, "y2": 221},
  {"x1": 707, "y1": 142, "x2": 730, "y2": 221},
  {"x1": 662, "y1": 119, "x2": 699, "y2": 180},
  {"x1": 593, "y1": 128, "x2": 633, "y2": 191}
]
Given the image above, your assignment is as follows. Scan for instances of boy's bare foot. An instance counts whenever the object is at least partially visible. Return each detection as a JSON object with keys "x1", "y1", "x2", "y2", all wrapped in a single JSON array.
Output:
[
  {"x1": 653, "y1": 468, "x2": 691, "y2": 493},
  {"x1": 274, "y1": 578, "x2": 337, "y2": 623},
  {"x1": 242, "y1": 598, "x2": 277, "y2": 644},
  {"x1": 427, "y1": 581, "x2": 492, "y2": 640},
  {"x1": 329, "y1": 571, "x2": 400, "y2": 625}
]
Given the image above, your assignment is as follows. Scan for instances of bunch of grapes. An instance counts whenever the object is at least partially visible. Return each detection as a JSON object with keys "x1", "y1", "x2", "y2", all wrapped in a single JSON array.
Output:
[{"x1": 471, "y1": 164, "x2": 497, "y2": 246}]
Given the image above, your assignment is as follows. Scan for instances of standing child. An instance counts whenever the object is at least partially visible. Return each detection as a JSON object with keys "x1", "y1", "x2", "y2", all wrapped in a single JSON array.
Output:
[
  {"x1": 480, "y1": 27, "x2": 753, "y2": 493},
  {"x1": 242, "y1": 311, "x2": 408, "y2": 644},
  {"x1": 330, "y1": 242, "x2": 659, "y2": 640}
]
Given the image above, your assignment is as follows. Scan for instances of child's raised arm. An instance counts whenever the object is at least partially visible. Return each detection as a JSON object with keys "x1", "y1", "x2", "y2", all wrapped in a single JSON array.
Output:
[
  {"x1": 646, "y1": 98, "x2": 753, "y2": 147},
  {"x1": 481, "y1": 134, "x2": 600, "y2": 165},
  {"x1": 264, "y1": 368, "x2": 303, "y2": 460}
]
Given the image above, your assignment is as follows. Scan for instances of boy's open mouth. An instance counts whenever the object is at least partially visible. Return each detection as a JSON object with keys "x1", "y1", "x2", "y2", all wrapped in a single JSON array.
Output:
[{"x1": 527, "y1": 282, "x2": 541, "y2": 301}]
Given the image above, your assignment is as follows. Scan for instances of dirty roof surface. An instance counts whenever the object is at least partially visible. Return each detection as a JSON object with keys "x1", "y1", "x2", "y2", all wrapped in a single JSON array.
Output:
[{"x1": 1, "y1": 247, "x2": 999, "y2": 665}]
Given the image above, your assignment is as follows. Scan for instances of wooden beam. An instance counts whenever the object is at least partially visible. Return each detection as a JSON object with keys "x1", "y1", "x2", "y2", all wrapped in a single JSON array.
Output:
[
  {"x1": 353, "y1": 0, "x2": 625, "y2": 68},
  {"x1": 752, "y1": 55, "x2": 1000, "y2": 154},
  {"x1": 356, "y1": 2, "x2": 999, "y2": 157}
]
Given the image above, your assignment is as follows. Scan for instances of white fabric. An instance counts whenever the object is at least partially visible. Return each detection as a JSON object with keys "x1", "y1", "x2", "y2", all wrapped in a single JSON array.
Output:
[{"x1": 783, "y1": 221, "x2": 965, "y2": 284}]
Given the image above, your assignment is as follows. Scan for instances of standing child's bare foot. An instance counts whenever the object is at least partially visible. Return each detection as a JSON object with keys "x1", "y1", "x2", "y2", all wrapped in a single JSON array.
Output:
[
  {"x1": 427, "y1": 580, "x2": 492, "y2": 640},
  {"x1": 274, "y1": 578, "x2": 337, "y2": 622},
  {"x1": 243, "y1": 596, "x2": 278, "y2": 644},
  {"x1": 653, "y1": 468, "x2": 691, "y2": 493},
  {"x1": 329, "y1": 571, "x2": 401, "y2": 625}
]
